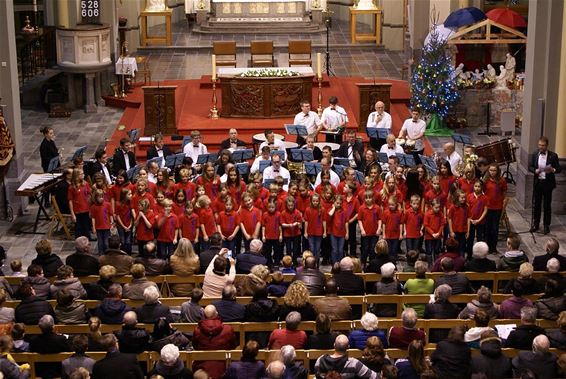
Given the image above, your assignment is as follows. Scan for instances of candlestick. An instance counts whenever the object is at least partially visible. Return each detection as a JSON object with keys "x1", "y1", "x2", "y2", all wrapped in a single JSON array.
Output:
[
  {"x1": 210, "y1": 79, "x2": 219, "y2": 119},
  {"x1": 317, "y1": 76, "x2": 323, "y2": 117},
  {"x1": 211, "y1": 54, "x2": 217, "y2": 81},
  {"x1": 317, "y1": 53, "x2": 322, "y2": 79}
]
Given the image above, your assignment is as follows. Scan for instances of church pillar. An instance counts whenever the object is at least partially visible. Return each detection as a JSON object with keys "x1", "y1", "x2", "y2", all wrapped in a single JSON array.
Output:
[
  {"x1": 0, "y1": 0, "x2": 27, "y2": 217},
  {"x1": 516, "y1": 0, "x2": 565, "y2": 214},
  {"x1": 555, "y1": 3, "x2": 566, "y2": 157},
  {"x1": 57, "y1": 0, "x2": 70, "y2": 27},
  {"x1": 84, "y1": 73, "x2": 97, "y2": 113}
]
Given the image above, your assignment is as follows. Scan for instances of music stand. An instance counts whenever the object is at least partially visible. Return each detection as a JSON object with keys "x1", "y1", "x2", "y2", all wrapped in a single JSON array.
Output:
[
  {"x1": 127, "y1": 165, "x2": 143, "y2": 181},
  {"x1": 285, "y1": 124, "x2": 308, "y2": 137},
  {"x1": 424, "y1": 163, "x2": 438, "y2": 176},
  {"x1": 478, "y1": 100, "x2": 497, "y2": 136},
  {"x1": 452, "y1": 133, "x2": 473, "y2": 155},
  {"x1": 263, "y1": 179, "x2": 275, "y2": 189},
  {"x1": 354, "y1": 170, "x2": 365, "y2": 183},
  {"x1": 165, "y1": 153, "x2": 186, "y2": 169},
  {"x1": 290, "y1": 149, "x2": 314, "y2": 162},
  {"x1": 378, "y1": 152, "x2": 389, "y2": 164},
  {"x1": 333, "y1": 165, "x2": 346, "y2": 177},
  {"x1": 182, "y1": 136, "x2": 192, "y2": 149},
  {"x1": 197, "y1": 153, "x2": 217, "y2": 165},
  {"x1": 419, "y1": 155, "x2": 436, "y2": 169},
  {"x1": 47, "y1": 156, "x2": 60, "y2": 173},
  {"x1": 236, "y1": 162, "x2": 250, "y2": 176},
  {"x1": 231, "y1": 149, "x2": 254, "y2": 162},
  {"x1": 334, "y1": 158, "x2": 350, "y2": 167},
  {"x1": 305, "y1": 162, "x2": 321, "y2": 176},
  {"x1": 270, "y1": 150, "x2": 285, "y2": 161},
  {"x1": 127, "y1": 129, "x2": 140, "y2": 143},
  {"x1": 147, "y1": 156, "x2": 162, "y2": 169},
  {"x1": 376, "y1": 128, "x2": 390, "y2": 139},
  {"x1": 70, "y1": 146, "x2": 88, "y2": 163},
  {"x1": 366, "y1": 128, "x2": 379, "y2": 139},
  {"x1": 396, "y1": 153, "x2": 415, "y2": 167},
  {"x1": 259, "y1": 160, "x2": 271, "y2": 173}
]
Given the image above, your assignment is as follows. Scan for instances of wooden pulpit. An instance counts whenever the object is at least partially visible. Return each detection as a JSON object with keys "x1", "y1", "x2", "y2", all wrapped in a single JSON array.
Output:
[
  {"x1": 143, "y1": 85, "x2": 177, "y2": 135},
  {"x1": 356, "y1": 83, "x2": 392, "y2": 130}
]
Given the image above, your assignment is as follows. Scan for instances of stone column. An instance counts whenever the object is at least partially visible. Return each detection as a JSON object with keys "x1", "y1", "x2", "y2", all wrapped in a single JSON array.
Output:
[
  {"x1": 84, "y1": 73, "x2": 97, "y2": 113},
  {"x1": 95, "y1": 71, "x2": 105, "y2": 106},
  {"x1": 516, "y1": 0, "x2": 565, "y2": 214},
  {"x1": 57, "y1": 0, "x2": 69, "y2": 27},
  {"x1": 0, "y1": 0, "x2": 26, "y2": 217},
  {"x1": 555, "y1": 4, "x2": 566, "y2": 157}
]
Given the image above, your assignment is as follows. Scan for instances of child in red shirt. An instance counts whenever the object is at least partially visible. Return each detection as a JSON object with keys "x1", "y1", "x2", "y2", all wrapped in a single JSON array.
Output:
[
  {"x1": 483, "y1": 164, "x2": 508, "y2": 253},
  {"x1": 358, "y1": 190, "x2": 381, "y2": 265},
  {"x1": 131, "y1": 179, "x2": 156, "y2": 214},
  {"x1": 217, "y1": 198, "x2": 240, "y2": 252},
  {"x1": 466, "y1": 180, "x2": 488, "y2": 256},
  {"x1": 424, "y1": 199, "x2": 445, "y2": 261},
  {"x1": 90, "y1": 188, "x2": 114, "y2": 254},
  {"x1": 448, "y1": 189, "x2": 469, "y2": 257},
  {"x1": 457, "y1": 165, "x2": 476, "y2": 195},
  {"x1": 135, "y1": 198, "x2": 155, "y2": 256},
  {"x1": 424, "y1": 176, "x2": 447, "y2": 211},
  {"x1": 439, "y1": 160, "x2": 457, "y2": 198},
  {"x1": 226, "y1": 166, "x2": 246, "y2": 207},
  {"x1": 174, "y1": 168, "x2": 196, "y2": 203},
  {"x1": 179, "y1": 201, "x2": 200, "y2": 248},
  {"x1": 115, "y1": 187, "x2": 134, "y2": 254},
  {"x1": 197, "y1": 195, "x2": 216, "y2": 251},
  {"x1": 239, "y1": 193, "x2": 262, "y2": 252},
  {"x1": 343, "y1": 182, "x2": 360, "y2": 257},
  {"x1": 109, "y1": 170, "x2": 133, "y2": 213},
  {"x1": 172, "y1": 188, "x2": 188, "y2": 217},
  {"x1": 262, "y1": 199, "x2": 283, "y2": 267},
  {"x1": 212, "y1": 183, "x2": 232, "y2": 216},
  {"x1": 156, "y1": 199, "x2": 179, "y2": 259},
  {"x1": 195, "y1": 162, "x2": 220, "y2": 200},
  {"x1": 295, "y1": 182, "x2": 312, "y2": 214},
  {"x1": 281, "y1": 197, "x2": 303, "y2": 262},
  {"x1": 403, "y1": 194, "x2": 424, "y2": 254},
  {"x1": 382, "y1": 195, "x2": 404, "y2": 262},
  {"x1": 328, "y1": 195, "x2": 348, "y2": 264},
  {"x1": 68, "y1": 168, "x2": 91, "y2": 239},
  {"x1": 303, "y1": 194, "x2": 326, "y2": 262}
]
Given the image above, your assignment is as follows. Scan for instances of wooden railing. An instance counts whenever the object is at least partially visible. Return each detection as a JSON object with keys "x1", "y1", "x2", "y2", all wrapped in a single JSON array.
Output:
[{"x1": 17, "y1": 26, "x2": 56, "y2": 85}]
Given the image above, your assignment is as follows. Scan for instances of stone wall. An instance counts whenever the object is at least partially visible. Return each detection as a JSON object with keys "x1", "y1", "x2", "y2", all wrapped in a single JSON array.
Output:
[{"x1": 454, "y1": 88, "x2": 524, "y2": 129}]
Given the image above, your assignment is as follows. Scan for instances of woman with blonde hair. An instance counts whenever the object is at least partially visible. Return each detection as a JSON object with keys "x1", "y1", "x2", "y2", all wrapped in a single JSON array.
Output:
[
  {"x1": 169, "y1": 238, "x2": 200, "y2": 297},
  {"x1": 360, "y1": 336, "x2": 391, "y2": 373},
  {"x1": 238, "y1": 264, "x2": 269, "y2": 296},
  {"x1": 502, "y1": 262, "x2": 538, "y2": 295},
  {"x1": 87, "y1": 316, "x2": 105, "y2": 351},
  {"x1": 279, "y1": 280, "x2": 317, "y2": 321},
  {"x1": 366, "y1": 239, "x2": 392, "y2": 273}
]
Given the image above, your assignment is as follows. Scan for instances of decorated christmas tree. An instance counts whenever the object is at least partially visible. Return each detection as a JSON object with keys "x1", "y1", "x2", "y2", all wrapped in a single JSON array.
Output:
[{"x1": 410, "y1": 21, "x2": 459, "y2": 136}]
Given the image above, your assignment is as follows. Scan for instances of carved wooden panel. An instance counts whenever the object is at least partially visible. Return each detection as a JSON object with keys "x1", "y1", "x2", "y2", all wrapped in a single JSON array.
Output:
[
  {"x1": 143, "y1": 86, "x2": 177, "y2": 135},
  {"x1": 231, "y1": 84, "x2": 264, "y2": 115},
  {"x1": 271, "y1": 83, "x2": 303, "y2": 116},
  {"x1": 357, "y1": 83, "x2": 392, "y2": 129}
]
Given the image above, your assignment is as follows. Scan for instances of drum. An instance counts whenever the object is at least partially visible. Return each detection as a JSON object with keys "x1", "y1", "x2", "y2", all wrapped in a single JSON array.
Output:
[
  {"x1": 475, "y1": 139, "x2": 516, "y2": 165},
  {"x1": 395, "y1": 138, "x2": 406, "y2": 147},
  {"x1": 404, "y1": 139, "x2": 416, "y2": 153}
]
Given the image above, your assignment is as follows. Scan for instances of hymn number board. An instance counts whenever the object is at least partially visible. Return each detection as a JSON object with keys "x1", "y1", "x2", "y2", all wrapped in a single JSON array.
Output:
[{"x1": 80, "y1": 0, "x2": 101, "y2": 24}]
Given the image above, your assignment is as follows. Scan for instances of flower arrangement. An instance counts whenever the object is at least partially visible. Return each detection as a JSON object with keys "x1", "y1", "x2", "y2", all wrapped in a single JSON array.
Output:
[{"x1": 237, "y1": 68, "x2": 300, "y2": 78}]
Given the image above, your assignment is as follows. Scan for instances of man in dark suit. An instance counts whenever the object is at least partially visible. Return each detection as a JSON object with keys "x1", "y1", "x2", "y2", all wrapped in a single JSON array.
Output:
[
  {"x1": 92, "y1": 333, "x2": 144, "y2": 379},
  {"x1": 336, "y1": 130, "x2": 364, "y2": 169},
  {"x1": 220, "y1": 128, "x2": 247, "y2": 150},
  {"x1": 29, "y1": 314, "x2": 70, "y2": 378},
  {"x1": 146, "y1": 133, "x2": 173, "y2": 162},
  {"x1": 112, "y1": 137, "x2": 136, "y2": 176},
  {"x1": 528, "y1": 136, "x2": 561, "y2": 235},
  {"x1": 91, "y1": 148, "x2": 113, "y2": 183}
]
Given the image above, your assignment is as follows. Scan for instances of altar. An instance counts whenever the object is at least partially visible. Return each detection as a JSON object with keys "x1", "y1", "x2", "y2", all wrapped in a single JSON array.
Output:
[{"x1": 218, "y1": 67, "x2": 314, "y2": 118}]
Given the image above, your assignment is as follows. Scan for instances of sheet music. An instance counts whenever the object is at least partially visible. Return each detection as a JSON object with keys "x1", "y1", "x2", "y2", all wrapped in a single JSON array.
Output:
[
  {"x1": 495, "y1": 324, "x2": 516, "y2": 340},
  {"x1": 17, "y1": 173, "x2": 62, "y2": 191}
]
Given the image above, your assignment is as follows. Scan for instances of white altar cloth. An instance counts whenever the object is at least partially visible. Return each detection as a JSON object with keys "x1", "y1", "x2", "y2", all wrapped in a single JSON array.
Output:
[
  {"x1": 115, "y1": 57, "x2": 138, "y2": 77},
  {"x1": 218, "y1": 66, "x2": 314, "y2": 77}
]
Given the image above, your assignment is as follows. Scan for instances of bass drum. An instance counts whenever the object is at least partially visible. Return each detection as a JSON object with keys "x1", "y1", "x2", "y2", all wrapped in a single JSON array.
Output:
[{"x1": 475, "y1": 139, "x2": 516, "y2": 165}]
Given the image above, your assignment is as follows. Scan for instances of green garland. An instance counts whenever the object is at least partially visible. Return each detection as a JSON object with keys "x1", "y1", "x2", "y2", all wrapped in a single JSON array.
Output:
[{"x1": 237, "y1": 68, "x2": 300, "y2": 78}]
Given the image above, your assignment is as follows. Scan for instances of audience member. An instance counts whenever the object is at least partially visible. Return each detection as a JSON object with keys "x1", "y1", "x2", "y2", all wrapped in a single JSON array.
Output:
[
  {"x1": 148, "y1": 344, "x2": 193, "y2": 379},
  {"x1": 245, "y1": 284, "x2": 280, "y2": 347},
  {"x1": 268, "y1": 271, "x2": 289, "y2": 297},
  {"x1": 135, "y1": 241, "x2": 170, "y2": 276},
  {"x1": 180, "y1": 287, "x2": 204, "y2": 323},
  {"x1": 464, "y1": 242, "x2": 496, "y2": 272},
  {"x1": 403, "y1": 261, "x2": 434, "y2": 317},
  {"x1": 31, "y1": 239, "x2": 64, "y2": 278},
  {"x1": 203, "y1": 248, "x2": 236, "y2": 298},
  {"x1": 434, "y1": 257, "x2": 474, "y2": 294},
  {"x1": 431, "y1": 325, "x2": 471, "y2": 379},
  {"x1": 91, "y1": 333, "x2": 144, "y2": 379},
  {"x1": 212, "y1": 284, "x2": 245, "y2": 322},
  {"x1": 458, "y1": 286, "x2": 499, "y2": 319},
  {"x1": 371, "y1": 262, "x2": 402, "y2": 317},
  {"x1": 506, "y1": 306, "x2": 546, "y2": 350},
  {"x1": 235, "y1": 239, "x2": 267, "y2": 274},
  {"x1": 29, "y1": 315, "x2": 70, "y2": 378},
  {"x1": 502, "y1": 262, "x2": 539, "y2": 295},
  {"x1": 306, "y1": 313, "x2": 338, "y2": 350},
  {"x1": 537, "y1": 257, "x2": 566, "y2": 292},
  {"x1": 169, "y1": 238, "x2": 201, "y2": 297},
  {"x1": 14, "y1": 282, "x2": 55, "y2": 325},
  {"x1": 269, "y1": 312, "x2": 307, "y2": 349},
  {"x1": 98, "y1": 235, "x2": 134, "y2": 276},
  {"x1": 294, "y1": 256, "x2": 326, "y2": 296},
  {"x1": 470, "y1": 329, "x2": 512, "y2": 379},
  {"x1": 199, "y1": 233, "x2": 223, "y2": 273},
  {"x1": 55, "y1": 288, "x2": 89, "y2": 324},
  {"x1": 279, "y1": 281, "x2": 317, "y2": 321},
  {"x1": 0, "y1": 335, "x2": 30, "y2": 378},
  {"x1": 499, "y1": 233, "x2": 529, "y2": 271},
  {"x1": 224, "y1": 340, "x2": 266, "y2": 379},
  {"x1": 547, "y1": 311, "x2": 566, "y2": 349},
  {"x1": 86, "y1": 317, "x2": 105, "y2": 352},
  {"x1": 395, "y1": 340, "x2": 431, "y2": 379},
  {"x1": 135, "y1": 286, "x2": 173, "y2": 324},
  {"x1": 313, "y1": 278, "x2": 352, "y2": 321},
  {"x1": 532, "y1": 237, "x2": 566, "y2": 271},
  {"x1": 535, "y1": 278, "x2": 566, "y2": 320},
  {"x1": 123, "y1": 263, "x2": 159, "y2": 300},
  {"x1": 266, "y1": 360, "x2": 286, "y2": 379},
  {"x1": 431, "y1": 238, "x2": 465, "y2": 272},
  {"x1": 115, "y1": 311, "x2": 151, "y2": 354},
  {"x1": 238, "y1": 264, "x2": 269, "y2": 296},
  {"x1": 20, "y1": 264, "x2": 50, "y2": 300},
  {"x1": 388, "y1": 308, "x2": 426, "y2": 349},
  {"x1": 91, "y1": 283, "x2": 131, "y2": 324},
  {"x1": 280, "y1": 344, "x2": 307, "y2": 379},
  {"x1": 62, "y1": 335, "x2": 96, "y2": 379},
  {"x1": 366, "y1": 240, "x2": 393, "y2": 274},
  {"x1": 348, "y1": 312, "x2": 387, "y2": 349},
  {"x1": 49, "y1": 265, "x2": 87, "y2": 299},
  {"x1": 403, "y1": 250, "x2": 419, "y2": 273},
  {"x1": 512, "y1": 335, "x2": 559, "y2": 379},
  {"x1": 314, "y1": 334, "x2": 378, "y2": 379},
  {"x1": 499, "y1": 280, "x2": 533, "y2": 319},
  {"x1": 359, "y1": 336, "x2": 391, "y2": 374},
  {"x1": 149, "y1": 318, "x2": 190, "y2": 352},
  {"x1": 464, "y1": 309, "x2": 495, "y2": 348},
  {"x1": 0, "y1": 288, "x2": 15, "y2": 324},
  {"x1": 424, "y1": 285, "x2": 460, "y2": 343},
  {"x1": 333, "y1": 257, "x2": 365, "y2": 295},
  {"x1": 11, "y1": 323, "x2": 30, "y2": 352},
  {"x1": 66, "y1": 236, "x2": 100, "y2": 276}
]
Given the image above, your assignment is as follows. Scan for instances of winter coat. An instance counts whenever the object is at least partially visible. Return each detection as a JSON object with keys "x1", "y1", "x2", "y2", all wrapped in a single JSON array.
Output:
[
  {"x1": 314, "y1": 354, "x2": 377, "y2": 379},
  {"x1": 224, "y1": 359, "x2": 265, "y2": 379},
  {"x1": 169, "y1": 255, "x2": 200, "y2": 297},
  {"x1": 20, "y1": 276, "x2": 51, "y2": 300},
  {"x1": 134, "y1": 256, "x2": 170, "y2": 276},
  {"x1": 470, "y1": 338, "x2": 512, "y2": 379},
  {"x1": 371, "y1": 279, "x2": 402, "y2": 317},
  {"x1": 279, "y1": 303, "x2": 317, "y2": 322},
  {"x1": 464, "y1": 258, "x2": 497, "y2": 273},
  {"x1": 115, "y1": 325, "x2": 151, "y2": 354},
  {"x1": 92, "y1": 298, "x2": 131, "y2": 324},
  {"x1": 348, "y1": 329, "x2": 388, "y2": 349},
  {"x1": 430, "y1": 340, "x2": 471, "y2": 379},
  {"x1": 294, "y1": 268, "x2": 326, "y2": 296},
  {"x1": 66, "y1": 251, "x2": 100, "y2": 276},
  {"x1": 546, "y1": 328, "x2": 566, "y2": 349},
  {"x1": 431, "y1": 252, "x2": 465, "y2": 272},
  {"x1": 31, "y1": 253, "x2": 63, "y2": 278},
  {"x1": 150, "y1": 331, "x2": 191, "y2": 352},
  {"x1": 85, "y1": 278, "x2": 114, "y2": 300},
  {"x1": 135, "y1": 303, "x2": 173, "y2": 324},
  {"x1": 498, "y1": 250, "x2": 528, "y2": 271},
  {"x1": 212, "y1": 299, "x2": 245, "y2": 322},
  {"x1": 458, "y1": 300, "x2": 499, "y2": 320},
  {"x1": 15, "y1": 296, "x2": 55, "y2": 325},
  {"x1": 122, "y1": 278, "x2": 159, "y2": 300},
  {"x1": 505, "y1": 324, "x2": 547, "y2": 350},
  {"x1": 535, "y1": 295, "x2": 566, "y2": 320},
  {"x1": 149, "y1": 359, "x2": 193, "y2": 379},
  {"x1": 180, "y1": 301, "x2": 204, "y2": 323},
  {"x1": 192, "y1": 317, "x2": 237, "y2": 379},
  {"x1": 55, "y1": 300, "x2": 89, "y2": 324},
  {"x1": 313, "y1": 295, "x2": 352, "y2": 321},
  {"x1": 49, "y1": 277, "x2": 88, "y2": 299},
  {"x1": 0, "y1": 355, "x2": 30, "y2": 379},
  {"x1": 512, "y1": 351, "x2": 558, "y2": 379},
  {"x1": 99, "y1": 248, "x2": 134, "y2": 276},
  {"x1": 499, "y1": 296, "x2": 533, "y2": 319}
]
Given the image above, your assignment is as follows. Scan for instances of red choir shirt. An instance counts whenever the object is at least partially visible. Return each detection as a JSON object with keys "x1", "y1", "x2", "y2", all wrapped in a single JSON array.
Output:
[
  {"x1": 262, "y1": 197, "x2": 284, "y2": 213},
  {"x1": 357, "y1": 205, "x2": 380, "y2": 236},
  {"x1": 195, "y1": 176, "x2": 219, "y2": 200},
  {"x1": 467, "y1": 193, "x2": 488, "y2": 224},
  {"x1": 337, "y1": 181, "x2": 351, "y2": 195},
  {"x1": 328, "y1": 209, "x2": 347, "y2": 237},
  {"x1": 484, "y1": 178, "x2": 507, "y2": 210},
  {"x1": 382, "y1": 208, "x2": 402, "y2": 239},
  {"x1": 315, "y1": 183, "x2": 337, "y2": 196},
  {"x1": 174, "y1": 181, "x2": 196, "y2": 202},
  {"x1": 115, "y1": 201, "x2": 132, "y2": 228},
  {"x1": 172, "y1": 202, "x2": 186, "y2": 217},
  {"x1": 281, "y1": 209, "x2": 303, "y2": 237},
  {"x1": 262, "y1": 211, "x2": 281, "y2": 240},
  {"x1": 303, "y1": 207, "x2": 325, "y2": 236},
  {"x1": 439, "y1": 175, "x2": 456, "y2": 197},
  {"x1": 199, "y1": 207, "x2": 217, "y2": 236},
  {"x1": 403, "y1": 207, "x2": 424, "y2": 239},
  {"x1": 179, "y1": 212, "x2": 200, "y2": 241},
  {"x1": 157, "y1": 213, "x2": 179, "y2": 242},
  {"x1": 320, "y1": 197, "x2": 334, "y2": 214},
  {"x1": 258, "y1": 187, "x2": 270, "y2": 202},
  {"x1": 377, "y1": 190, "x2": 404, "y2": 208},
  {"x1": 135, "y1": 210, "x2": 155, "y2": 241},
  {"x1": 108, "y1": 183, "x2": 134, "y2": 203},
  {"x1": 448, "y1": 204, "x2": 469, "y2": 233},
  {"x1": 296, "y1": 192, "x2": 313, "y2": 214},
  {"x1": 423, "y1": 189, "x2": 447, "y2": 210},
  {"x1": 90, "y1": 201, "x2": 113, "y2": 230},
  {"x1": 156, "y1": 183, "x2": 175, "y2": 200},
  {"x1": 212, "y1": 196, "x2": 232, "y2": 215},
  {"x1": 253, "y1": 197, "x2": 265, "y2": 212},
  {"x1": 397, "y1": 178, "x2": 408, "y2": 201},
  {"x1": 68, "y1": 183, "x2": 91, "y2": 214},
  {"x1": 276, "y1": 190, "x2": 288, "y2": 205},
  {"x1": 228, "y1": 181, "x2": 246, "y2": 206},
  {"x1": 146, "y1": 182, "x2": 157, "y2": 197},
  {"x1": 423, "y1": 210, "x2": 445, "y2": 240},
  {"x1": 239, "y1": 206, "x2": 262, "y2": 236},
  {"x1": 343, "y1": 196, "x2": 360, "y2": 221},
  {"x1": 218, "y1": 210, "x2": 241, "y2": 238},
  {"x1": 457, "y1": 177, "x2": 475, "y2": 195},
  {"x1": 132, "y1": 192, "x2": 156, "y2": 212}
]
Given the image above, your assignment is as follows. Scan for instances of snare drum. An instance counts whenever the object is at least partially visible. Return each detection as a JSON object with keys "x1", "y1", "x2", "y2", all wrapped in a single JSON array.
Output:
[
  {"x1": 396, "y1": 138, "x2": 406, "y2": 147},
  {"x1": 404, "y1": 139, "x2": 416, "y2": 153}
]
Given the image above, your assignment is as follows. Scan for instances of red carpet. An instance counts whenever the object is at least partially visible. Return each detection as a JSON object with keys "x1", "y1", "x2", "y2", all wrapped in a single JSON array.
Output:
[{"x1": 104, "y1": 76, "x2": 425, "y2": 160}]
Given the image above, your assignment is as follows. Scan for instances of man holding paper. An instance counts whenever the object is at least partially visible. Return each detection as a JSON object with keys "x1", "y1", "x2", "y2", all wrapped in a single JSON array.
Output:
[
  {"x1": 366, "y1": 101, "x2": 392, "y2": 149},
  {"x1": 321, "y1": 96, "x2": 348, "y2": 144},
  {"x1": 293, "y1": 100, "x2": 322, "y2": 146}
]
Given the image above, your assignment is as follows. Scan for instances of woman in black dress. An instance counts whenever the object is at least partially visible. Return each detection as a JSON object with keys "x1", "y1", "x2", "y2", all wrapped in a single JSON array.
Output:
[{"x1": 39, "y1": 126, "x2": 59, "y2": 172}]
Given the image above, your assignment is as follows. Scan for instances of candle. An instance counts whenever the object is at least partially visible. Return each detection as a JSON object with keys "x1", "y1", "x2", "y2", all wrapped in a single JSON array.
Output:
[
  {"x1": 317, "y1": 53, "x2": 322, "y2": 79},
  {"x1": 211, "y1": 54, "x2": 217, "y2": 81}
]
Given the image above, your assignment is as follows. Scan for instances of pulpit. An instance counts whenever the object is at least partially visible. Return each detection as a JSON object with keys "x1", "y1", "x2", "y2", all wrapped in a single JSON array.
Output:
[
  {"x1": 356, "y1": 83, "x2": 392, "y2": 129},
  {"x1": 143, "y1": 86, "x2": 178, "y2": 135}
]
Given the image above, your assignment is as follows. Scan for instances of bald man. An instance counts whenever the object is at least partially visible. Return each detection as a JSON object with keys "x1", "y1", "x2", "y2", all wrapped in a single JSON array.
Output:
[
  {"x1": 444, "y1": 142, "x2": 462, "y2": 175},
  {"x1": 366, "y1": 101, "x2": 392, "y2": 149},
  {"x1": 220, "y1": 128, "x2": 247, "y2": 150},
  {"x1": 314, "y1": 334, "x2": 377, "y2": 379}
]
